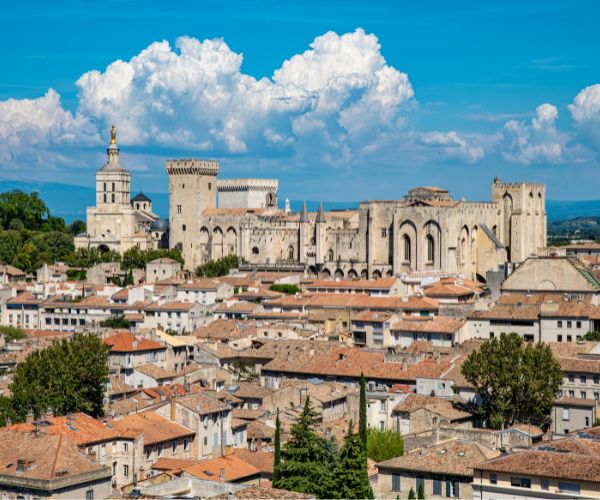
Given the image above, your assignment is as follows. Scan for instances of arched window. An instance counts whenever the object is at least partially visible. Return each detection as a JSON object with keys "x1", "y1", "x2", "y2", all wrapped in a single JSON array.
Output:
[
  {"x1": 288, "y1": 246, "x2": 294, "y2": 260},
  {"x1": 103, "y1": 194, "x2": 107, "y2": 203},
  {"x1": 111, "y1": 193, "x2": 115, "y2": 203},
  {"x1": 328, "y1": 248, "x2": 334, "y2": 261},
  {"x1": 427, "y1": 235, "x2": 435, "y2": 263},
  {"x1": 103, "y1": 182, "x2": 107, "y2": 192},
  {"x1": 252, "y1": 247, "x2": 259, "y2": 255},
  {"x1": 403, "y1": 235, "x2": 411, "y2": 263},
  {"x1": 112, "y1": 182, "x2": 115, "y2": 191},
  {"x1": 136, "y1": 203, "x2": 140, "y2": 209}
]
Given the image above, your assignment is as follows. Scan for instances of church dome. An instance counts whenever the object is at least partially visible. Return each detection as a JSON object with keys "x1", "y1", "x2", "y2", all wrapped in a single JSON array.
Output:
[{"x1": 132, "y1": 192, "x2": 151, "y2": 203}]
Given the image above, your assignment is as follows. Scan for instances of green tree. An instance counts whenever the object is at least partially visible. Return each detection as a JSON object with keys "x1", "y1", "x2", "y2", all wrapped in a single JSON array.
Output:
[
  {"x1": 69, "y1": 219, "x2": 86, "y2": 236},
  {"x1": 33, "y1": 231, "x2": 74, "y2": 264},
  {"x1": 0, "y1": 325, "x2": 26, "y2": 342},
  {"x1": 585, "y1": 331, "x2": 600, "y2": 341},
  {"x1": 100, "y1": 315, "x2": 131, "y2": 329},
  {"x1": 359, "y1": 372, "x2": 367, "y2": 453},
  {"x1": 269, "y1": 284, "x2": 302, "y2": 295},
  {"x1": 0, "y1": 190, "x2": 49, "y2": 230},
  {"x1": 461, "y1": 333, "x2": 562, "y2": 429},
  {"x1": 122, "y1": 247, "x2": 185, "y2": 270},
  {"x1": 366, "y1": 428, "x2": 404, "y2": 462},
  {"x1": 408, "y1": 487, "x2": 416, "y2": 499},
  {"x1": 277, "y1": 397, "x2": 330, "y2": 498},
  {"x1": 273, "y1": 409, "x2": 282, "y2": 487},
  {"x1": 332, "y1": 421, "x2": 373, "y2": 499},
  {"x1": 0, "y1": 231, "x2": 23, "y2": 266},
  {"x1": 10, "y1": 333, "x2": 109, "y2": 420},
  {"x1": 195, "y1": 254, "x2": 239, "y2": 277},
  {"x1": 418, "y1": 482, "x2": 425, "y2": 499}
]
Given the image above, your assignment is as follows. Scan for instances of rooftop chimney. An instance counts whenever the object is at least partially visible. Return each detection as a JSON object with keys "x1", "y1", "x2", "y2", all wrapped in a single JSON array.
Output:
[
  {"x1": 25, "y1": 409, "x2": 34, "y2": 424},
  {"x1": 219, "y1": 467, "x2": 225, "y2": 480},
  {"x1": 16, "y1": 459, "x2": 26, "y2": 473}
]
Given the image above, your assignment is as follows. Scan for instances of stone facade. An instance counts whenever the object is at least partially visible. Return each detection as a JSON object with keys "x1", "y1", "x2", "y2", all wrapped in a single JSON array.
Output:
[
  {"x1": 167, "y1": 158, "x2": 546, "y2": 280},
  {"x1": 75, "y1": 127, "x2": 168, "y2": 253}
]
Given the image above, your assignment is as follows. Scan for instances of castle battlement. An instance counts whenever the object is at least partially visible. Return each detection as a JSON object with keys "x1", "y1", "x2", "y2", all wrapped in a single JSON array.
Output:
[
  {"x1": 217, "y1": 178, "x2": 278, "y2": 192},
  {"x1": 166, "y1": 159, "x2": 219, "y2": 176}
]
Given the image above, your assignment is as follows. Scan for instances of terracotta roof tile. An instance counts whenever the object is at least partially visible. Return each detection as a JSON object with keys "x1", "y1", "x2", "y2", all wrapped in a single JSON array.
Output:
[
  {"x1": 378, "y1": 440, "x2": 498, "y2": 477},
  {"x1": 104, "y1": 331, "x2": 166, "y2": 353},
  {"x1": 0, "y1": 430, "x2": 109, "y2": 481},
  {"x1": 183, "y1": 453, "x2": 260, "y2": 481},
  {"x1": 113, "y1": 411, "x2": 194, "y2": 445}
]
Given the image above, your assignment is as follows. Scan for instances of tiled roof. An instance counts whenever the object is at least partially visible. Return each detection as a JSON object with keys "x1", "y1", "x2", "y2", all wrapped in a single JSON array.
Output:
[
  {"x1": 214, "y1": 301, "x2": 259, "y2": 314},
  {"x1": 560, "y1": 357, "x2": 600, "y2": 375},
  {"x1": 352, "y1": 311, "x2": 392, "y2": 323},
  {"x1": 176, "y1": 392, "x2": 229, "y2": 415},
  {"x1": 5, "y1": 413, "x2": 118, "y2": 446},
  {"x1": 469, "y1": 304, "x2": 540, "y2": 321},
  {"x1": 264, "y1": 292, "x2": 439, "y2": 312},
  {"x1": 378, "y1": 440, "x2": 498, "y2": 477},
  {"x1": 178, "y1": 278, "x2": 224, "y2": 291},
  {"x1": 423, "y1": 281, "x2": 481, "y2": 298},
  {"x1": 107, "y1": 375, "x2": 136, "y2": 396},
  {"x1": 232, "y1": 408, "x2": 270, "y2": 421},
  {"x1": 135, "y1": 363, "x2": 175, "y2": 380},
  {"x1": 0, "y1": 430, "x2": 109, "y2": 481},
  {"x1": 113, "y1": 411, "x2": 194, "y2": 445},
  {"x1": 391, "y1": 316, "x2": 465, "y2": 334},
  {"x1": 229, "y1": 382, "x2": 274, "y2": 400},
  {"x1": 183, "y1": 453, "x2": 261, "y2": 481},
  {"x1": 152, "y1": 458, "x2": 200, "y2": 471},
  {"x1": 145, "y1": 301, "x2": 195, "y2": 312},
  {"x1": 104, "y1": 331, "x2": 166, "y2": 353},
  {"x1": 206, "y1": 485, "x2": 312, "y2": 499},
  {"x1": 6, "y1": 292, "x2": 41, "y2": 305},
  {"x1": 232, "y1": 449, "x2": 274, "y2": 474},
  {"x1": 475, "y1": 448, "x2": 600, "y2": 482},
  {"x1": 262, "y1": 347, "x2": 450, "y2": 383},
  {"x1": 393, "y1": 394, "x2": 473, "y2": 421}
]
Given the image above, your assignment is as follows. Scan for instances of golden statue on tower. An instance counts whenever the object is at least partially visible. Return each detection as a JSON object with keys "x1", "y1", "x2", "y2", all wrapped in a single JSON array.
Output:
[{"x1": 110, "y1": 124, "x2": 117, "y2": 145}]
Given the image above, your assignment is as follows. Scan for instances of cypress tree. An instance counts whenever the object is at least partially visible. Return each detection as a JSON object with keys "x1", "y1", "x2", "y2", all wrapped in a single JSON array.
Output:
[
  {"x1": 277, "y1": 397, "x2": 329, "y2": 497},
  {"x1": 408, "y1": 487, "x2": 416, "y2": 499},
  {"x1": 332, "y1": 421, "x2": 374, "y2": 499},
  {"x1": 417, "y1": 482, "x2": 425, "y2": 499},
  {"x1": 359, "y1": 372, "x2": 367, "y2": 453},
  {"x1": 273, "y1": 408, "x2": 281, "y2": 487}
]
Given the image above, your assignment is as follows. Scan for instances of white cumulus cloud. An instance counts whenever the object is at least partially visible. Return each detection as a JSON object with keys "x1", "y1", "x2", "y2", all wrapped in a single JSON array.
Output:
[
  {"x1": 499, "y1": 103, "x2": 564, "y2": 165},
  {"x1": 568, "y1": 84, "x2": 600, "y2": 150},
  {"x1": 419, "y1": 131, "x2": 484, "y2": 164}
]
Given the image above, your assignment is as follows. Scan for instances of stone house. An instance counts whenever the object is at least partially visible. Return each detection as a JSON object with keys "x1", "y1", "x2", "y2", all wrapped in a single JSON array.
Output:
[
  {"x1": 377, "y1": 440, "x2": 499, "y2": 499},
  {"x1": 146, "y1": 258, "x2": 182, "y2": 284}
]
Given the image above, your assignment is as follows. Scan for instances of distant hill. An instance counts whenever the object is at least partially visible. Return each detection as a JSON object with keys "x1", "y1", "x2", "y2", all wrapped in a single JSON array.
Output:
[{"x1": 0, "y1": 180, "x2": 599, "y2": 223}]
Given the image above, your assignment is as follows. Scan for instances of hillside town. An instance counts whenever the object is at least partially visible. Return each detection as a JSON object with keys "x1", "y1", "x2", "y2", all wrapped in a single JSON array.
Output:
[{"x1": 2, "y1": 128, "x2": 600, "y2": 500}]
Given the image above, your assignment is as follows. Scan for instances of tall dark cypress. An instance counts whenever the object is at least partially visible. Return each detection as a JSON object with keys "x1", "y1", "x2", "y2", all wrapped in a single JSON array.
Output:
[
  {"x1": 359, "y1": 372, "x2": 367, "y2": 453},
  {"x1": 273, "y1": 408, "x2": 281, "y2": 486}
]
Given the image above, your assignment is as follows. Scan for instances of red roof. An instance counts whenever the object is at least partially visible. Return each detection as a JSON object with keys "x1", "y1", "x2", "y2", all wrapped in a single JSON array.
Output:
[{"x1": 104, "y1": 331, "x2": 166, "y2": 353}]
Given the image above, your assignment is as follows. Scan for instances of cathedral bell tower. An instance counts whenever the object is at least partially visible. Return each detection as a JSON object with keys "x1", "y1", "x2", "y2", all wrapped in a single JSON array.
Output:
[{"x1": 96, "y1": 125, "x2": 131, "y2": 207}]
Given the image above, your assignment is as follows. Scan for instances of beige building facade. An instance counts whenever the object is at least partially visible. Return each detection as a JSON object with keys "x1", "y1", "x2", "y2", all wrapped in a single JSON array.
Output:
[
  {"x1": 75, "y1": 127, "x2": 168, "y2": 254},
  {"x1": 167, "y1": 157, "x2": 546, "y2": 280}
]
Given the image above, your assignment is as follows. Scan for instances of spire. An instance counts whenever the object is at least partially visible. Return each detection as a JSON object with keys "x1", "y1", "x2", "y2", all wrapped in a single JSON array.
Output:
[
  {"x1": 316, "y1": 201, "x2": 325, "y2": 223},
  {"x1": 101, "y1": 124, "x2": 123, "y2": 171},
  {"x1": 299, "y1": 201, "x2": 309, "y2": 223}
]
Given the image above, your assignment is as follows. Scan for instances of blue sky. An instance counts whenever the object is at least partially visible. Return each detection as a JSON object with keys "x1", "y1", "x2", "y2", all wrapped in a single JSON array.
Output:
[{"x1": 1, "y1": 0, "x2": 599, "y2": 201}]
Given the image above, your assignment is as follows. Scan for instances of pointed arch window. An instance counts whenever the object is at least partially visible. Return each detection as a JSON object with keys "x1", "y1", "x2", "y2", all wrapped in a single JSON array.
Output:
[
  {"x1": 403, "y1": 235, "x2": 411, "y2": 263},
  {"x1": 427, "y1": 235, "x2": 435, "y2": 263}
]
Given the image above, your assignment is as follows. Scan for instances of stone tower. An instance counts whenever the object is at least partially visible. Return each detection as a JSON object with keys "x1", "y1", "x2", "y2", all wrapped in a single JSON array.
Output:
[
  {"x1": 491, "y1": 177, "x2": 546, "y2": 262},
  {"x1": 96, "y1": 125, "x2": 130, "y2": 207},
  {"x1": 298, "y1": 201, "x2": 310, "y2": 264},
  {"x1": 315, "y1": 201, "x2": 327, "y2": 265},
  {"x1": 166, "y1": 159, "x2": 219, "y2": 268}
]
